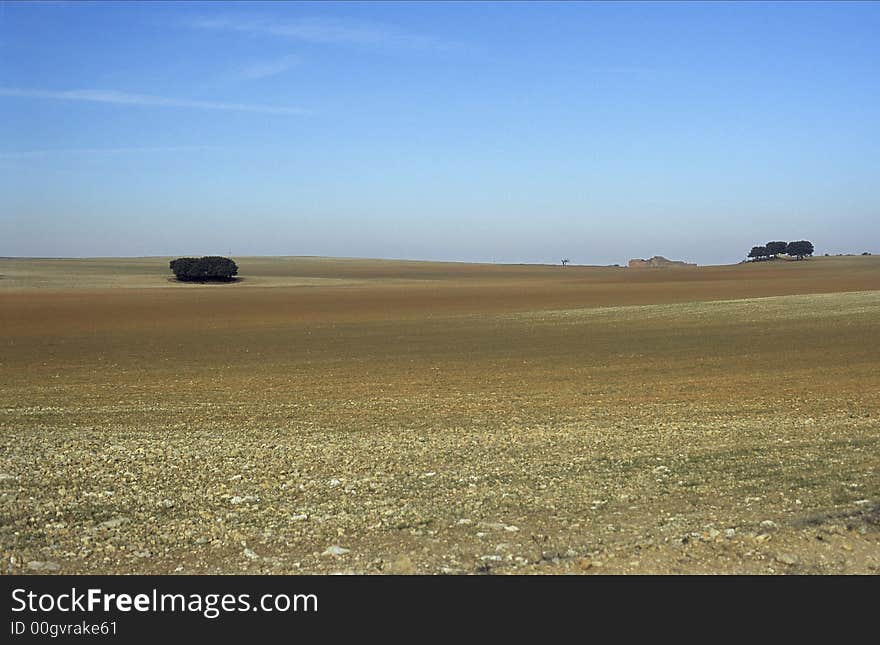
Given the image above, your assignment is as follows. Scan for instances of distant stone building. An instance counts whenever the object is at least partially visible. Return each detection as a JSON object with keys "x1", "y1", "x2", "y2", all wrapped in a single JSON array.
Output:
[{"x1": 627, "y1": 256, "x2": 697, "y2": 268}]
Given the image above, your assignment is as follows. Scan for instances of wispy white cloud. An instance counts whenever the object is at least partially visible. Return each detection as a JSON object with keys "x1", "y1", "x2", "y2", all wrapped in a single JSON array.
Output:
[
  {"x1": 190, "y1": 15, "x2": 465, "y2": 54},
  {"x1": 237, "y1": 54, "x2": 301, "y2": 80},
  {"x1": 0, "y1": 87, "x2": 308, "y2": 115},
  {"x1": 0, "y1": 146, "x2": 222, "y2": 160}
]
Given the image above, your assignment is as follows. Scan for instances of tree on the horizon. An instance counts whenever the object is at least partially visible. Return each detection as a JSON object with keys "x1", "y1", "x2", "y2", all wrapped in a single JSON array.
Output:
[
  {"x1": 786, "y1": 240, "x2": 814, "y2": 260},
  {"x1": 766, "y1": 241, "x2": 787, "y2": 258},
  {"x1": 748, "y1": 246, "x2": 769, "y2": 261},
  {"x1": 170, "y1": 256, "x2": 238, "y2": 282},
  {"x1": 561, "y1": 258, "x2": 570, "y2": 267}
]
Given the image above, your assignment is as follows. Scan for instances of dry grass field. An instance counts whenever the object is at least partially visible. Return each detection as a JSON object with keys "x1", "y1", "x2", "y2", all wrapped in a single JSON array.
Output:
[{"x1": 1, "y1": 255, "x2": 879, "y2": 574}]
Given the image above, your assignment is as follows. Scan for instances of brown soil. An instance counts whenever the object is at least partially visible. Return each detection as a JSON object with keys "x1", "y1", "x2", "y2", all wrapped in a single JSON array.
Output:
[{"x1": 1, "y1": 255, "x2": 878, "y2": 574}]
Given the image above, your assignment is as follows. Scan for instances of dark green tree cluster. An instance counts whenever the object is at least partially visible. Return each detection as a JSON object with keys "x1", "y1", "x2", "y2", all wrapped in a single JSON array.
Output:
[
  {"x1": 766, "y1": 241, "x2": 788, "y2": 256},
  {"x1": 747, "y1": 240, "x2": 814, "y2": 261},
  {"x1": 169, "y1": 256, "x2": 239, "y2": 282},
  {"x1": 786, "y1": 240, "x2": 814, "y2": 260}
]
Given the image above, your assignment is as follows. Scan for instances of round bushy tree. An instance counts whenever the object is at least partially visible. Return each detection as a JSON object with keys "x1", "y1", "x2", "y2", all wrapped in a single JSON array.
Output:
[
  {"x1": 170, "y1": 256, "x2": 238, "y2": 282},
  {"x1": 785, "y1": 241, "x2": 814, "y2": 260},
  {"x1": 748, "y1": 245, "x2": 768, "y2": 261},
  {"x1": 765, "y1": 241, "x2": 787, "y2": 257}
]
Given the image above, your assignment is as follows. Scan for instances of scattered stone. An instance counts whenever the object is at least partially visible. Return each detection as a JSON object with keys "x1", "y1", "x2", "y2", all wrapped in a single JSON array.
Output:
[
  {"x1": 724, "y1": 528, "x2": 736, "y2": 539},
  {"x1": 328, "y1": 479, "x2": 341, "y2": 488},
  {"x1": 480, "y1": 555, "x2": 502, "y2": 562},
  {"x1": 760, "y1": 520, "x2": 778, "y2": 532},
  {"x1": 98, "y1": 516, "x2": 130, "y2": 529},
  {"x1": 576, "y1": 558, "x2": 593, "y2": 571},
  {"x1": 27, "y1": 560, "x2": 61, "y2": 572},
  {"x1": 322, "y1": 545, "x2": 350, "y2": 557},
  {"x1": 776, "y1": 553, "x2": 798, "y2": 566},
  {"x1": 384, "y1": 555, "x2": 416, "y2": 575},
  {"x1": 479, "y1": 522, "x2": 506, "y2": 531},
  {"x1": 503, "y1": 525, "x2": 520, "y2": 533},
  {"x1": 243, "y1": 548, "x2": 259, "y2": 560},
  {"x1": 230, "y1": 495, "x2": 259, "y2": 505}
]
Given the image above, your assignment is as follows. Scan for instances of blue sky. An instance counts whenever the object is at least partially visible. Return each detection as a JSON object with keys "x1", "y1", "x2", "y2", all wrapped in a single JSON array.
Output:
[{"x1": 1, "y1": 1, "x2": 878, "y2": 264}]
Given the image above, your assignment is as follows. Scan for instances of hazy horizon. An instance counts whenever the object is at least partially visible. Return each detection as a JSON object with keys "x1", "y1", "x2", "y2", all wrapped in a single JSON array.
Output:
[
  {"x1": 0, "y1": 252, "x2": 869, "y2": 269},
  {"x1": 2, "y1": 1, "x2": 878, "y2": 265}
]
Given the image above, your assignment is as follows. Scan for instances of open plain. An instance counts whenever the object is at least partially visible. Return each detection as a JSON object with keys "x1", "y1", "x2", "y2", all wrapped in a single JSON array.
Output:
[{"x1": 1, "y1": 255, "x2": 879, "y2": 574}]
